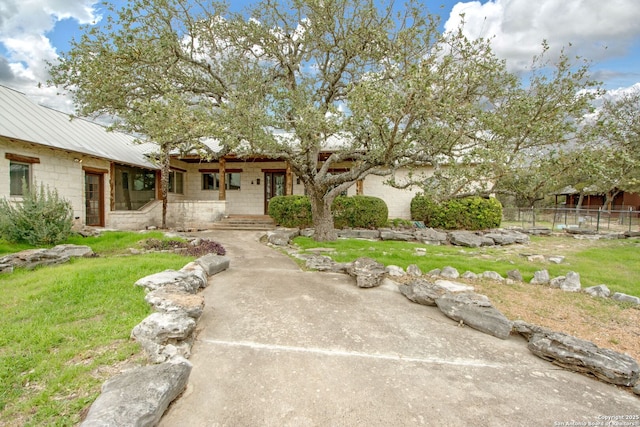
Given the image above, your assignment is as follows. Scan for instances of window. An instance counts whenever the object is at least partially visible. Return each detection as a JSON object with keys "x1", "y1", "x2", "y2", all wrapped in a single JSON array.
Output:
[
  {"x1": 133, "y1": 172, "x2": 156, "y2": 191},
  {"x1": 9, "y1": 162, "x2": 30, "y2": 195},
  {"x1": 168, "y1": 170, "x2": 184, "y2": 194},
  {"x1": 202, "y1": 172, "x2": 241, "y2": 190}
]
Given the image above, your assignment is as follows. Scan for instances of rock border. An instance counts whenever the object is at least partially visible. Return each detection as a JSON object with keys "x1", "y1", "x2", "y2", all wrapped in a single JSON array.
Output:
[
  {"x1": 272, "y1": 233, "x2": 640, "y2": 396},
  {"x1": 80, "y1": 254, "x2": 230, "y2": 426}
]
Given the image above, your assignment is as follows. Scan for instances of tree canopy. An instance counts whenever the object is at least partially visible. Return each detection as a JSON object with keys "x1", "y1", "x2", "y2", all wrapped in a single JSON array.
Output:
[{"x1": 50, "y1": 0, "x2": 606, "y2": 239}]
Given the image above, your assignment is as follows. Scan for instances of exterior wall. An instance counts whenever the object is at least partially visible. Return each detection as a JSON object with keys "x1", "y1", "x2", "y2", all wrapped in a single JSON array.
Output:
[
  {"x1": 166, "y1": 200, "x2": 227, "y2": 229},
  {"x1": 1, "y1": 138, "x2": 111, "y2": 228},
  {"x1": 362, "y1": 169, "x2": 427, "y2": 219},
  {"x1": 108, "y1": 199, "x2": 162, "y2": 229}
]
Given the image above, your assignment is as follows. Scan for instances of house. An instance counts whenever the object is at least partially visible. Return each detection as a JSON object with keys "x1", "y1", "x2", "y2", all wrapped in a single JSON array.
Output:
[
  {"x1": 555, "y1": 185, "x2": 640, "y2": 212},
  {"x1": 1, "y1": 85, "x2": 424, "y2": 230}
]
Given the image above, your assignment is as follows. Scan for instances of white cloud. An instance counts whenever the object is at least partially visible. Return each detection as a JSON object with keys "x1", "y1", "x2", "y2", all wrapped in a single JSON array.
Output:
[
  {"x1": 0, "y1": 0, "x2": 100, "y2": 111},
  {"x1": 444, "y1": 0, "x2": 640, "y2": 72}
]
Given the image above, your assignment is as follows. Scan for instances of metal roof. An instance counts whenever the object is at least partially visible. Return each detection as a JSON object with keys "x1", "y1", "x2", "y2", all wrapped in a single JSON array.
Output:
[{"x1": 0, "y1": 85, "x2": 158, "y2": 169}]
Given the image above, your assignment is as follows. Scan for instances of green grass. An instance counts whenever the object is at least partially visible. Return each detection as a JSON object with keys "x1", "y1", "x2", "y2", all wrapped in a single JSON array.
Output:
[
  {"x1": 293, "y1": 236, "x2": 640, "y2": 297},
  {"x1": 0, "y1": 233, "x2": 195, "y2": 426}
]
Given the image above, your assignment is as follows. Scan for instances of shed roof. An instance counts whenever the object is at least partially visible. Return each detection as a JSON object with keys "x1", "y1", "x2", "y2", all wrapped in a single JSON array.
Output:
[{"x1": 0, "y1": 85, "x2": 157, "y2": 169}]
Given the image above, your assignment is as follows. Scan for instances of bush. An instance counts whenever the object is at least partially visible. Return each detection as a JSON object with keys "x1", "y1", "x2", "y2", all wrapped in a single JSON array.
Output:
[
  {"x1": 268, "y1": 195, "x2": 389, "y2": 229},
  {"x1": 0, "y1": 182, "x2": 73, "y2": 245},
  {"x1": 332, "y1": 195, "x2": 388, "y2": 229},
  {"x1": 411, "y1": 194, "x2": 502, "y2": 230},
  {"x1": 268, "y1": 195, "x2": 313, "y2": 228}
]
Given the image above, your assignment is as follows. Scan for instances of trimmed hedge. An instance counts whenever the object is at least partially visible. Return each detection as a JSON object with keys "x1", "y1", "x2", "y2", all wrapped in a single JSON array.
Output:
[
  {"x1": 332, "y1": 195, "x2": 388, "y2": 229},
  {"x1": 268, "y1": 195, "x2": 388, "y2": 229},
  {"x1": 268, "y1": 195, "x2": 313, "y2": 228},
  {"x1": 411, "y1": 194, "x2": 502, "y2": 230}
]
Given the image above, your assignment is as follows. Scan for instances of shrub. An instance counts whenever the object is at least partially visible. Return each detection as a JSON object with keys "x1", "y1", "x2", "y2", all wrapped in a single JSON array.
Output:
[
  {"x1": 268, "y1": 195, "x2": 313, "y2": 228},
  {"x1": 411, "y1": 194, "x2": 502, "y2": 230},
  {"x1": 268, "y1": 195, "x2": 389, "y2": 229},
  {"x1": 0, "y1": 182, "x2": 73, "y2": 245},
  {"x1": 332, "y1": 195, "x2": 388, "y2": 229}
]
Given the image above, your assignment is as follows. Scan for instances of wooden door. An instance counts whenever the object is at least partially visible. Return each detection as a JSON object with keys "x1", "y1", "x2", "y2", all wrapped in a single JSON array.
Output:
[
  {"x1": 264, "y1": 171, "x2": 286, "y2": 214},
  {"x1": 85, "y1": 173, "x2": 104, "y2": 226}
]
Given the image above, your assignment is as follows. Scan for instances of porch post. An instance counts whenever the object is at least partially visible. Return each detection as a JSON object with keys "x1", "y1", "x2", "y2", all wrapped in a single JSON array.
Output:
[
  {"x1": 286, "y1": 162, "x2": 293, "y2": 195},
  {"x1": 356, "y1": 179, "x2": 364, "y2": 195},
  {"x1": 219, "y1": 157, "x2": 226, "y2": 201}
]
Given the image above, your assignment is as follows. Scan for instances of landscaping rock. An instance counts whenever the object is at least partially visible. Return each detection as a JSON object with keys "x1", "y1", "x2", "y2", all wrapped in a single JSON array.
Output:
[
  {"x1": 481, "y1": 271, "x2": 504, "y2": 282},
  {"x1": 562, "y1": 271, "x2": 581, "y2": 292},
  {"x1": 435, "y1": 292, "x2": 512, "y2": 340},
  {"x1": 131, "y1": 312, "x2": 196, "y2": 363},
  {"x1": 461, "y1": 271, "x2": 478, "y2": 280},
  {"x1": 526, "y1": 254, "x2": 546, "y2": 262},
  {"x1": 525, "y1": 227, "x2": 552, "y2": 235},
  {"x1": 348, "y1": 257, "x2": 386, "y2": 288},
  {"x1": 196, "y1": 254, "x2": 230, "y2": 276},
  {"x1": 0, "y1": 249, "x2": 70, "y2": 270},
  {"x1": 135, "y1": 270, "x2": 201, "y2": 294},
  {"x1": 81, "y1": 358, "x2": 192, "y2": 427},
  {"x1": 414, "y1": 247, "x2": 427, "y2": 256},
  {"x1": 611, "y1": 292, "x2": 640, "y2": 305},
  {"x1": 634, "y1": 382, "x2": 640, "y2": 396},
  {"x1": 548, "y1": 256, "x2": 565, "y2": 264},
  {"x1": 513, "y1": 321, "x2": 640, "y2": 387},
  {"x1": 440, "y1": 266, "x2": 460, "y2": 279},
  {"x1": 427, "y1": 268, "x2": 441, "y2": 276},
  {"x1": 179, "y1": 262, "x2": 209, "y2": 289},
  {"x1": 337, "y1": 229, "x2": 381, "y2": 240},
  {"x1": 507, "y1": 269, "x2": 523, "y2": 282},
  {"x1": 414, "y1": 228, "x2": 447, "y2": 244},
  {"x1": 0, "y1": 263, "x2": 13, "y2": 274},
  {"x1": 385, "y1": 265, "x2": 405, "y2": 277},
  {"x1": 267, "y1": 228, "x2": 300, "y2": 246},
  {"x1": 48, "y1": 244, "x2": 95, "y2": 258},
  {"x1": 484, "y1": 233, "x2": 517, "y2": 246},
  {"x1": 406, "y1": 264, "x2": 422, "y2": 277},
  {"x1": 584, "y1": 285, "x2": 611, "y2": 298},
  {"x1": 300, "y1": 254, "x2": 350, "y2": 273},
  {"x1": 530, "y1": 270, "x2": 550, "y2": 285},
  {"x1": 145, "y1": 287, "x2": 205, "y2": 319},
  {"x1": 399, "y1": 278, "x2": 474, "y2": 306},
  {"x1": 379, "y1": 229, "x2": 415, "y2": 241},
  {"x1": 449, "y1": 231, "x2": 484, "y2": 248}
]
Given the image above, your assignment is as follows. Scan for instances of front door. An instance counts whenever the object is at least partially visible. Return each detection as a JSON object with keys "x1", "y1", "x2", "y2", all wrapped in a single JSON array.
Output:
[
  {"x1": 85, "y1": 173, "x2": 104, "y2": 226},
  {"x1": 264, "y1": 171, "x2": 286, "y2": 214}
]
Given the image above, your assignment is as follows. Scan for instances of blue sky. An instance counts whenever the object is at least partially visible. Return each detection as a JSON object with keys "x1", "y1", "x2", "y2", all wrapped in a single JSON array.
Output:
[{"x1": 1, "y1": 0, "x2": 640, "y2": 112}]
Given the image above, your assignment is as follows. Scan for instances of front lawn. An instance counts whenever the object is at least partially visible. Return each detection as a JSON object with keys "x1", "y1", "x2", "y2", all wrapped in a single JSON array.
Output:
[{"x1": 0, "y1": 232, "x2": 194, "y2": 426}]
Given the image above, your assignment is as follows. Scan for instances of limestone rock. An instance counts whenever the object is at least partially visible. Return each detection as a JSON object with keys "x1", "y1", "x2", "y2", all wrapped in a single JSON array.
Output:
[
  {"x1": 440, "y1": 266, "x2": 460, "y2": 279},
  {"x1": 81, "y1": 358, "x2": 192, "y2": 427},
  {"x1": 145, "y1": 288, "x2": 205, "y2": 319},
  {"x1": 507, "y1": 269, "x2": 523, "y2": 282},
  {"x1": 481, "y1": 271, "x2": 504, "y2": 282},
  {"x1": 461, "y1": 271, "x2": 478, "y2": 280},
  {"x1": 584, "y1": 285, "x2": 611, "y2": 298},
  {"x1": 484, "y1": 233, "x2": 517, "y2": 246},
  {"x1": 196, "y1": 254, "x2": 230, "y2": 276},
  {"x1": 414, "y1": 228, "x2": 447, "y2": 244},
  {"x1": 385, "y1": 265, "x2": 405, "y2": 277},
  {"x1": 337, "y1": 229, "x2": 380, "y2": 240},
  {"x1": 267, "y1": 228, "x2": 300, "y2": 246},
  {"x1": 527, "y1": 254, "x2": 546, "y2": 262},
  {"x1": 48, "y1": 244, "x2": 95, "y2": 258},
  {"x1": 179, "y1": 262, "x2": 209, "y2": 289},
  {"x1": 561, "y1": 271, "x2": 581, "y2": 292},
  {"x1": 131, "y1": 312, "x2": 196, "y2": 362},
  {"x1": 513, "y1": 321, "x2": 640, "y2": 387},
  {"x1": 135, "y1": 270, "x2": 201, "y2": 294},
  {"x1": 348, "y1": 257, "x2": 385, "y2": 288},
  {"x1": 435, "y1": 292, "x2": 513, "y2": 340},
  {"x1": 611, "y1": 292, "x2": 640, "y2": 305},
  {"x1": 300, "y1": 254, "x2": 350, "y2": 273},
  {"x1": 406, "y1": 264, "x2": 422, "y2": 277},
  {"x1": 548, "y1": 256, "x2": 565, "y2": 264},
  {"x1": 481, "y1": 236, "x2": 496, "y2": 246},
  {"x1": 400, "y1": 278, "x2": 474, "y2": 307},
  {"x1": 530, "y1": 270, "x2": 550, "y2": 285},
  {"x1": 449, "y1": 231, "x2": 483, "y2": 248},
  {"x1": 379, "y1": 229, "x2": 415, "y2": 241}
]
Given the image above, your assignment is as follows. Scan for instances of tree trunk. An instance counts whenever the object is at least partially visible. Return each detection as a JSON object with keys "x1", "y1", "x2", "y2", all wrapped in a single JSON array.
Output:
[
  {"x1": 309, "y1": 189, "x2": 337, "y2": 241},
  {"x1": 160, "y1": 148, "x2": 170, "y2": 229},
  {"x1": 575, "y1": 193, "x2": 584, "y2": 211}
]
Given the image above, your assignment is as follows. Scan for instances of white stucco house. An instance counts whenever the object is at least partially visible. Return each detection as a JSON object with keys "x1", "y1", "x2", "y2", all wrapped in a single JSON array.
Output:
[{"x1": 0, "y1": 85, "x2": 425, "y2": 230}]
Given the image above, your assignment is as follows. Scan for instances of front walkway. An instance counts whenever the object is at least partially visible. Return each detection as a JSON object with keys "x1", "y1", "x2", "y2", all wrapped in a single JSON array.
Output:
[{"x1": 159, "y1": 230, "x2": 640, "y2": 426}]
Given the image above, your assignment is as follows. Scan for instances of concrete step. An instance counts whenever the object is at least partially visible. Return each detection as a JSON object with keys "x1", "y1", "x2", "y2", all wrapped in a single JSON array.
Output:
[{"x1": 210, "y1": 216, "x2": 276, "y2": 231}]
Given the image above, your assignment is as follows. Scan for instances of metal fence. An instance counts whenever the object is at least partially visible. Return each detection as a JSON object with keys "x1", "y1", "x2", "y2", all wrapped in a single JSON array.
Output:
[{"x1": 502, "y1": 207, "x2": 640, "y2": 232}]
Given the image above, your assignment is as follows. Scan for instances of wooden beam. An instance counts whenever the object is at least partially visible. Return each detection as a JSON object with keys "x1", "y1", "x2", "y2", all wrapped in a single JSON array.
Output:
[
  {"x1": 286, "y1": 162, "x2": 293, "y2": 195},
  {"x1": 356, "y1": 179, "x2": 364, "y2": 195},
  {"x1": 219, "y1": 157, "x2": 226, "y2": 201},
  {"x1": 5, "y1": 153, "x2": 40, "y2": 164}
]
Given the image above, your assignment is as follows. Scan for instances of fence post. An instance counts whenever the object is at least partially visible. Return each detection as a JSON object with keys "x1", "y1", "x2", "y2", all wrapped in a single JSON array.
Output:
[
  {"x1": 597, "y1": 207, "x2": 601, "y2": 232},
  {"x1": 630, "y1": 207, "x2": 633, "y2": 232},
  {"x1": 532, "y1": 206, "x2": 536, "y2": 227}
]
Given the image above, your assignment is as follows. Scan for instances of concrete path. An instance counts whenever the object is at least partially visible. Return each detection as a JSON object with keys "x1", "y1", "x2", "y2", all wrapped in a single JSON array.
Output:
[{"x1": 160, "y1": 230, "x2": 640, "y2": 426}]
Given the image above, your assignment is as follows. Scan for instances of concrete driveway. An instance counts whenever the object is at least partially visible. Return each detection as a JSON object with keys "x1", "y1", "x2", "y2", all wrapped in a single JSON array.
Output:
[{"x1": 159, "y1": 230, "x2": 640, "y2": 426}]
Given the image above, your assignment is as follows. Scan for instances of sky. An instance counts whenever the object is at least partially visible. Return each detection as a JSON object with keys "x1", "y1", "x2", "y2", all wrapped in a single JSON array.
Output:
[{"x1": 1, "y1": 0, "x2": 640, "y2": 113}]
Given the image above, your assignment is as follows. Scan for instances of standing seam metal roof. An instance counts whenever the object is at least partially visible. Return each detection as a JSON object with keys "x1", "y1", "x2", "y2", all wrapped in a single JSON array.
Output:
[{"x1": 0, "y1": 85, "x2": 158, "y2": 169}]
